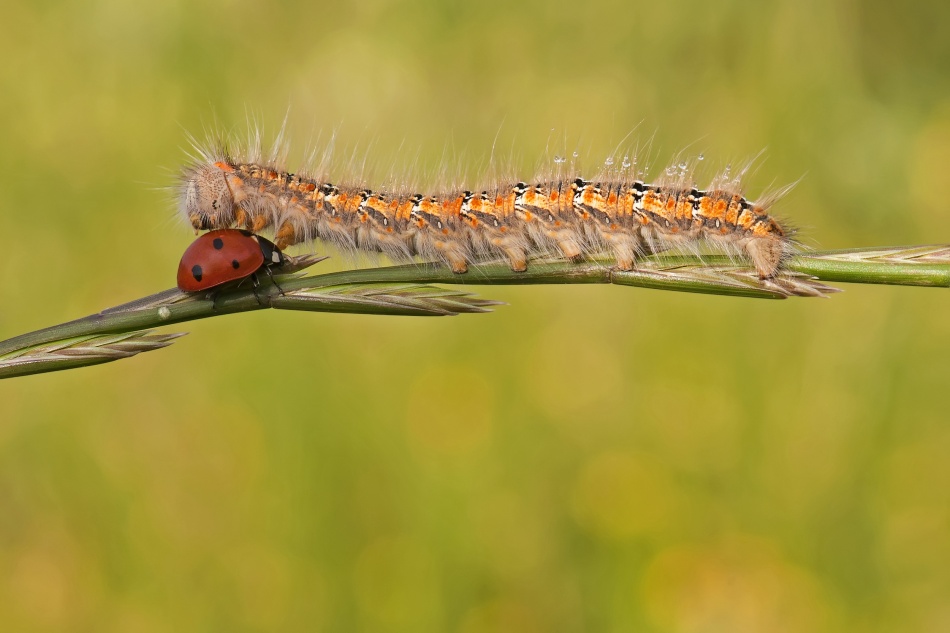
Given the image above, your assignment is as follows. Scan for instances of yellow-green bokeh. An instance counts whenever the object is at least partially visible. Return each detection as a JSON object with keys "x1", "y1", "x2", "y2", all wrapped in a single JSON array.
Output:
[{"x1": 2, "y1": 0, "x2": 950, "y2": 630}]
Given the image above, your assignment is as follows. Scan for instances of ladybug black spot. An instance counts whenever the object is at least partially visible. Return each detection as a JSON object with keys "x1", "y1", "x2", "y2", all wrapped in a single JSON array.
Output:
[
  {"x1": 191, "y1": 265, "x2": 203, "y2": 282},
  {"x1": 213, "y1": 237, "x2": 224, "y2": 250},
  {"x1": 231, "y1": 259, "x2": 240, "y2": 269}
]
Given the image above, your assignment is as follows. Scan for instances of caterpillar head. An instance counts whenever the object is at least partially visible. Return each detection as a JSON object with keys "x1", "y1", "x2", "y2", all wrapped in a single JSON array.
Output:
[{"x1": 181, "y1": 163, "x2": 236, "y2": 231}]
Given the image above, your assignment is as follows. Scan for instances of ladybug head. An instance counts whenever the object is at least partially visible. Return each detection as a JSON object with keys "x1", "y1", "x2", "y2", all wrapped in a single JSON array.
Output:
[{"x1": 181, "y1": 164, "x2": 235, "y2": 231}]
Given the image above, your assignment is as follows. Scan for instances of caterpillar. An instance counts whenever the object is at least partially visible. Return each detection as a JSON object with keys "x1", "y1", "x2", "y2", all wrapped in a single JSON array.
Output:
[{"x1": 178, "y1": 135, "x2": 795, "y2": 278}]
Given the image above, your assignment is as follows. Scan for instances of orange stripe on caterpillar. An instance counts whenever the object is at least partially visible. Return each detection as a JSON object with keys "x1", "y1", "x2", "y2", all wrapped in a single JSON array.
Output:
[{"x1": 179, "y1": 154, "x2": 794, "y2": 278}]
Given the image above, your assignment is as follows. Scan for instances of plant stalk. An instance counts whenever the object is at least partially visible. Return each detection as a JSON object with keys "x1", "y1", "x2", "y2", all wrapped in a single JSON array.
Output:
[{"x1": 1, "y1": 244, "x2": 947, "y2": 379}]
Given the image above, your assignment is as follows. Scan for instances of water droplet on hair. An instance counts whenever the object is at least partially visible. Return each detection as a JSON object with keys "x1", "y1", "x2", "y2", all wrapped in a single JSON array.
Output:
[
  {"x1": 554, "y1": 155, "x2": 566, "y2": 164},
  {"x1": 605, "y1": 157, "x2": 615, "y2": 166},
  {"x1": 697, "y1": 154, "x2": 705, "y2": 161},
  {"x1": 622, "y1": 156, "x2": 631, "y2": 169}
]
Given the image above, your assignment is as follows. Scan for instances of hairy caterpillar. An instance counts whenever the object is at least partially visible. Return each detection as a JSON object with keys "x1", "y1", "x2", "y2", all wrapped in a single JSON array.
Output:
[{"x1": 178, "y1": 134, "x2": 795, "y2": 278}]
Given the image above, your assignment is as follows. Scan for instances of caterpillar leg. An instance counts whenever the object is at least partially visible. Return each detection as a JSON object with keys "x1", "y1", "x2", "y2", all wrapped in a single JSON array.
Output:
[
  {"x1": 251, "y1": 214, "x2": 271, "y2": 233},
  {"x1": 489, "y1": 235, "x2": 529, "y2": 272},
  {"x1": 233, "y1": 207, "x2": 271, "y2": 234},
  {"x1": 504, "y1": 248, "x2": 528, "y2": 272},
  {"x1": 556, "y1": 238, "x2": 584, "y2": 263},
  {"x1": 610, "y1": 244, "x2": 636, "y2": 271},
  {"x1": 602, "y1": 234, "x2": 640, "y2": 271},
  {"x1": 234, "y1": 208, "x2": 251, "y2": 230},
  {"x1": 446, "y1": 255, "x2": 469, "y2": 274},
  {"x1": 274, "y1": 221, "x2": 299, "y2": 250},
  {"x1": 432, "y1": 241, "x2": 470, "y2": 274},
  {"x1": 745, "y1": 236, "x2": 785, "y2": 278}
]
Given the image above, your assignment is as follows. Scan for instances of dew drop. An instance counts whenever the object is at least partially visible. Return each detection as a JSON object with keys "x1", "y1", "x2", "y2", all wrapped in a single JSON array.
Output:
[
  {"x1": 605, "y1": 157, "x2": 615, "y2": 166},
  {"x1": 697, "y1": 154, "x2": 705, "y2": 161},
  {"x1": 554, "y1": 155, "x2": 566, "y2": 164},
  {"x1": 622, "y1": 156, "x2": 631, "y2": 169},
  {"x1": 572, "y1": 151, "x2": 579, "y2": 158}
]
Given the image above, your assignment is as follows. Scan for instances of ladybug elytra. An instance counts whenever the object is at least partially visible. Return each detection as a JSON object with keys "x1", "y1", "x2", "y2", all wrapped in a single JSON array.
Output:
[{"x1": 177, "y1": 229, "x2": 286, "y2": 292}]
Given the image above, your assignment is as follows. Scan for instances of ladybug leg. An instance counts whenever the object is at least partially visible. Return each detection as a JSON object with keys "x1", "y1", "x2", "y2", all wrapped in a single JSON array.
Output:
[
  {"x1": 263, "y1": 267, "x2": 286, "y2": 296},
  {"x1": 249, "y1": 274, "x2": 265, "y2": 306},
  {"x1": 228, "y1": 275, "x2": 268, "y2": 306},
  {"x1": 208, "y1": 289, "x2": 221, "y2": 312}
]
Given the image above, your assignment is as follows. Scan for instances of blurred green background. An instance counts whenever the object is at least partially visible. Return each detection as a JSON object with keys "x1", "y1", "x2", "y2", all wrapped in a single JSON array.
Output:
[{"x1": 2, "y1": 0, "x2": 950, "y2": 630}]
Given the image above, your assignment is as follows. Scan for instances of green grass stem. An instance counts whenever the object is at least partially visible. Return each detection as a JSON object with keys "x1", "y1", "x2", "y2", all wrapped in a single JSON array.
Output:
[{"x1": 1, "y1": 244, "x2": 947, "y2": 379}]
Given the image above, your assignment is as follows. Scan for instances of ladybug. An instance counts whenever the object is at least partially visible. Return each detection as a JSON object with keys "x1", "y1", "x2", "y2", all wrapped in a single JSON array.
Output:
[{"x1": 177, "y1": 229, "x2": 286, "y2": 292}]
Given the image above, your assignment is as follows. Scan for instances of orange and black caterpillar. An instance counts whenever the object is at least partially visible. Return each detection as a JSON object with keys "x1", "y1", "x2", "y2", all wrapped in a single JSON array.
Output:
[{"x1": 180, "y1": 142, "x2": 795, "y2": 278}]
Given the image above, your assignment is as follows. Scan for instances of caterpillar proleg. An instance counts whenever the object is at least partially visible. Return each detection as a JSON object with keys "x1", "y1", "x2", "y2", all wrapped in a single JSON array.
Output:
[{"x1": 178, "y1": 133, "x2": 796, "y2": 278}]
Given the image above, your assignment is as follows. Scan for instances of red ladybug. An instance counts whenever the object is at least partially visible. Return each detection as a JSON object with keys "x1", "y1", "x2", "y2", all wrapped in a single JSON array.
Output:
[{"x1": 177, "y1": 229, "x2": 286, "y2": 292}]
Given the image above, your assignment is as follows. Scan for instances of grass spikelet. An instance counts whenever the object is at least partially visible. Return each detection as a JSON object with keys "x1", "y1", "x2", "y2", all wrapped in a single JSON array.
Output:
[{"x1": 0, "y1": 330, "x2": 187, "y2": 379}]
